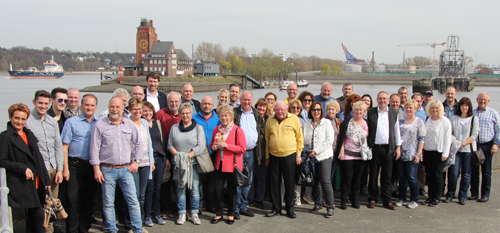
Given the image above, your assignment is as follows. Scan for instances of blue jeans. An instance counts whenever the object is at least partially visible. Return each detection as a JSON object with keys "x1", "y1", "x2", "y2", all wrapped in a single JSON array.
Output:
[
  {"x1": 145, "y1": 156, "x2": 165, "y2": 218},
  {"x1": 236, "y1": 150, "x2": 254, "y2": 212},
  {"x1": 132, "y1": 166, "x2": 150, "y2": 220},
  {"x1": 176, "y1": 164, "x2": 200, "y2": 214},
  {"x1": 101, "y1": 166, "x2": 143, "y2": 233},
  {"x1": 471, "y1": 141, "x2": 494, "y2": 198},
  {"x1": 248, "y1": 160, "x2": 267, "y2": 202},
  {"x1": 447, "y1": 152, "x2": 471, "y2": 200},
  {"x1": 397, "y1": 160, "x2": 419, "y2": 203}
]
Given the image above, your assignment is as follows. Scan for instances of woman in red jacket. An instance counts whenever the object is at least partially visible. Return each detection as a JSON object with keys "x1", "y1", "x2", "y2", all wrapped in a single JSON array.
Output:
[{"x1": 209, "y1": 104, "x2": 247, "y2": 225}]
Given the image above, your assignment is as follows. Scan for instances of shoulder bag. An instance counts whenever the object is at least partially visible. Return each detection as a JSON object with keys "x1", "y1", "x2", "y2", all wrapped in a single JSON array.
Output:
[
  {"x1": 195, "y1": 125, "x2": 215, "y2": 174},
  {"x1": 233, "y1": 128, "x2": 251, "y2": 186},
  {"x1": 470, "y1": 116, "x2": 485, "y2": 166},
  {"x1": 356, "y1": 121, "x2": 372, "y2": 161}
]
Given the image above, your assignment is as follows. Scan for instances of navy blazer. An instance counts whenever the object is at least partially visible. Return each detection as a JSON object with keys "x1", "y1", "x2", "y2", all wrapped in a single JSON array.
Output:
[{"x1": 143, "y1": 88, "x2": 168, "y2": 111}]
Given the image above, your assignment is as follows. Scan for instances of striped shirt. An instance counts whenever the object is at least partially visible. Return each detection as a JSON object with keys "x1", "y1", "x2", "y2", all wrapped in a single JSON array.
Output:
[
  {"x1": 89, "y1": 117, "x2": 144, "y2": 166},
  {"x1": 473, "y1": 106, "x2": 500, "y2": 144},
  {"x1": 25, "y1": 110, "x2": 64, "y2": 171}
]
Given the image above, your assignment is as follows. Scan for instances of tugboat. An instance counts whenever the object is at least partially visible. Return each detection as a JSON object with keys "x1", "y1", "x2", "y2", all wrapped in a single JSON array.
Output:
[{"x1": 9, "y1": 56, "x2": 64, "y2": 79}]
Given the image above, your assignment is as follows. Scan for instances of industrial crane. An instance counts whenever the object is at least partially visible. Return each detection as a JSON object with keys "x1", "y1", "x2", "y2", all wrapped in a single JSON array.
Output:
[{"x1": 398, "y1": 42, "x2": 446, "y2": 70}]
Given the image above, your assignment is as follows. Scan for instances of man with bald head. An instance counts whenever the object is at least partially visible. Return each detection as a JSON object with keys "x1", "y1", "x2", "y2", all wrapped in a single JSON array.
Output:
[
  {"x1": 265, "y1": 101, "x2": 303, "y2": 218},
  {"x1": 181, "y1": 83, "x2": 200, "y2": 114},
  {"x1": 131, "y1": 86, "x2": 145, "y2": 100},
  {"x1": 444, "y1": 86, "x2": 457, "y2": 119},
  {"x1": 315, "y1": 82, "x2": 336, "y2": 111},
  {"x1": 65, "y1": 87, "x2": 82, "y2": 117},
  {"x1": 285, "y1": 83, "x2": 299, "y2": 104},
  {"x1": 233, "y1": 91, "x2": 264, "y2": 219},
  {"x1": 90, "y1": 96, "x2": 144, "y2": 233},
  {"x1": 471, "y1": 92, "x2": 500, "y2": 202},
  {"x1": 193, "y1": 96, "x2": 220, "y2": 212}
]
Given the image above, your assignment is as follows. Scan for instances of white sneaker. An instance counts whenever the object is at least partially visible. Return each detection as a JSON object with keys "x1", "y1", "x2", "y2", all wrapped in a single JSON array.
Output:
[
  {"x1": 192, "y1": 213, "x2": 201, "y2": 225},
  {"x1": 176, "y1": 213, "x2": 186, "y2": 225},
  {"x1": 407, "y1": 201, "x2": 419, "y2": 209},
  {"x1": 395, "y1": 200, "x2": 406, "y2": 207},
  {"x1": 294, "y1": 196, "x2": 301, "y2": 205}
]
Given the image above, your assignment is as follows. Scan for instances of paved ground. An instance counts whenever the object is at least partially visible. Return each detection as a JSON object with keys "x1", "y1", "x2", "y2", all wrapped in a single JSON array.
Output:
[{"x1": 14, "y1": 171, "x2": 500, "y2": 232}]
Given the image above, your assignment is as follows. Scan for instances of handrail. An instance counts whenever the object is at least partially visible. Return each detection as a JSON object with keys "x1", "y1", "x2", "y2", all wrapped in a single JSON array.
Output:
[{"x1": 0, "y1": 168, "x2": 12, "y2": 232}]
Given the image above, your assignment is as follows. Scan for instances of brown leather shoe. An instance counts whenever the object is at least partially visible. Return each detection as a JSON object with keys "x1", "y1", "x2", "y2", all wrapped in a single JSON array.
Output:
[
  {"x1": 384, "y1": 203, "x2": 396, "y2": 210},
  {"x1": 368, "y1": 201, "x2": 376, "y2": 208}
]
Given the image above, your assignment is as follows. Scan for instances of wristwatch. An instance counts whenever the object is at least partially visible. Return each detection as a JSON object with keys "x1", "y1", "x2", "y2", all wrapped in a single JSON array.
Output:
[{"x1": 134, "y1": 159, "x2": 142, "y2": 164}]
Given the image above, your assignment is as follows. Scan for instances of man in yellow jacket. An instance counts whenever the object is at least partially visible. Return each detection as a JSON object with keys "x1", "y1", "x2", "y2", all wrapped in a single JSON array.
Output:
[{"x1": 265, "y1": 101, "x2": 303, "y2": 219}]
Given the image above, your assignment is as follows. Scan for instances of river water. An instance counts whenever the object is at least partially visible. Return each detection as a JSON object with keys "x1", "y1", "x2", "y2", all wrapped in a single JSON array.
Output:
[{"x1": 1, "y1": 73, "x2": 499, "y2": 126}]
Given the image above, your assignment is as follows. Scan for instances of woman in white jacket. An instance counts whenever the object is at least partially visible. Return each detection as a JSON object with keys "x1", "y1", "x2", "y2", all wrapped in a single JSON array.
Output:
[
  {"x1": 423, "y1": 100, "x2": 452, "y2": 207},
  {"x1": 303, "y1": 102, "x2": 335, "y2": 217}
]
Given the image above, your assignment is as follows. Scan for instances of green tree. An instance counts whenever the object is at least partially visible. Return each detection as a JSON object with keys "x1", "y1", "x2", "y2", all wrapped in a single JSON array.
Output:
[
  {"x1": 331, "y1": 65, "x2": 343, "y2": 75},
  {"x1": 320, "y1": 64, "x2": 331, "y2": 75}
]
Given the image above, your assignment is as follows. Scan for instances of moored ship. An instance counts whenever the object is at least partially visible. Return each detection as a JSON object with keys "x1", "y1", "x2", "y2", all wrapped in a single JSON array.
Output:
[{"x1": 8, "y1": 56, "x2": 64, "y2": 79}]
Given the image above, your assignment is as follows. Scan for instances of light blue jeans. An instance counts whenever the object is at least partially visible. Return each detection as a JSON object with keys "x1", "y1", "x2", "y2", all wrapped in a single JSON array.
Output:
[
  {"x1": 176, "y1": 164, "x2": 200, "y2": 214},
  {"x1": 101, "y1": 166, "x2": 143, "y2": 233},
  {"x1": 236, "y1": 150, "x2": 254, "y2": 212}
]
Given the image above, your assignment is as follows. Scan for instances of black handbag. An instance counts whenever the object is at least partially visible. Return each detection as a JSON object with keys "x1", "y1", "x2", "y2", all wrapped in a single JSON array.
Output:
[
  {"x1": 233, "y1": 128, "x2": 251, "y2": 187},
  {"x1": 470, "y1": 116, "x2": 485, "y2": 166},
  {"x1": 296, "y1": 158, "x2": 314, "y2": 186}
]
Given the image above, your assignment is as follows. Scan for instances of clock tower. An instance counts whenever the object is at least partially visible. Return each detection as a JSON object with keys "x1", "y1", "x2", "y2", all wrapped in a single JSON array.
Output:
[{"x1": 136, "y1": 18, "x2": 158, "y2": 66}]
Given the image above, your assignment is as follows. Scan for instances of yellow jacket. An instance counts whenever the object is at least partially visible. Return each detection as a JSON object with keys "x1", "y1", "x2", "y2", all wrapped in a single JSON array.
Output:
[{"x1": 265, "y1": 113, "x2": 304, "y2": 158}]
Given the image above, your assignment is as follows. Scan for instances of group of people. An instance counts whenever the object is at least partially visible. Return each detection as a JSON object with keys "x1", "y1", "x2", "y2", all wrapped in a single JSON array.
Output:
[{"x1": 1, "y1": 72, "x2": 499, "y2": 233}]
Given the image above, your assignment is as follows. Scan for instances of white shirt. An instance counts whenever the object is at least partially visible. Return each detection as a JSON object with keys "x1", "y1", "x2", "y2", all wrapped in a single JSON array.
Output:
[
  {"x1": 146, "y1": 88, "x2": 160, "y2": 112},
  {"x1": 374, "y1": 106, "x2": 402, "y2": 146}
]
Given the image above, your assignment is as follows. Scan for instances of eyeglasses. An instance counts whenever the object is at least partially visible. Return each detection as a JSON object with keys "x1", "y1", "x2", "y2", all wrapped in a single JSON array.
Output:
[
  {"x1": 312, "y1": 108, "x2": 322, "y2": 111},
  {"x1": 57, "y1": 99, "x2": 69, "y2": 104},
  {"x1": 287, "y1": 89, "x2": 298, "y2": 91},
  {"x1": 266, "y1": 98, "x2": 275, "y2": 101},
  {"x1": 290, "y1": 106, "x2": 301, "y2": 110},
  {"x1": 303, "y1": 99, "x2": 313, "y2": 102}
]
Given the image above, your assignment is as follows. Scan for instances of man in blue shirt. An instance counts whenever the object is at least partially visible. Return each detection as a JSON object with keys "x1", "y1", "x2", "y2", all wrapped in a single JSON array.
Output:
[
  {"x1": 314, "y1": 82, "x2": 336, "y2": 111},
  {"x1": 61, "y1": 94, "x2": 100, "y2": 233},
  {"x1": 443, "y1": 86, "x2": 457, "y2": 119},
  {"x1": 471, "y1": 92, "x2": 500, "y2": 202},
  {"x1": 193, "y1": 96, "x2": 220, "y2": 213},
  {"x1": 412, "y1": 92, "x2": 426, "y2": 121},
  {"x1": 233, "y1": 91, "x2": 264, "y2": 219}
]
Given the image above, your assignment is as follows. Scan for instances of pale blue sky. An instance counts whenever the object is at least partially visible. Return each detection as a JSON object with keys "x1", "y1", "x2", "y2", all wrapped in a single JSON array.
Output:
[{"x1": 1, "y1": 0, "x2": 499, "y2": 66}]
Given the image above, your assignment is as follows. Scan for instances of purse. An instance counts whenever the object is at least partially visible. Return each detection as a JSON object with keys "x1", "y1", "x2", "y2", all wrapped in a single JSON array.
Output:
[
  {"x1": 470, "y1": 116, "x2": 485, "y2": 166},
  {"x1": 296, "y1": 158, "x2": 314, "y2": 186},
  {"x1": 43, "y1": 188, "x2": 68, "y2": 228},
  {"x1": 356, "y1": 121, "x2": 372, "y2": 161},
  {"x1": 195, "y1": 125, "x2": 215, "y2": 174},
  {"x1": 233, "y1": 128, "x2": 251, "y2": 187}
]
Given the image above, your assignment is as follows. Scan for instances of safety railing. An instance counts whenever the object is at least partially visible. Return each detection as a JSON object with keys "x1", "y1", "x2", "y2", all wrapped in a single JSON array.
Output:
[{"x1": 0, "y1": 168, "x2": 12, "y2": 233}]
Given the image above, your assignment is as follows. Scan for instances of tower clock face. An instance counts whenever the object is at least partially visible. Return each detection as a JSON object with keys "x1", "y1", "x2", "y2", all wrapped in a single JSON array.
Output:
[{"x1": 139, "y1": 39, "x2": 148, "y2": 49}]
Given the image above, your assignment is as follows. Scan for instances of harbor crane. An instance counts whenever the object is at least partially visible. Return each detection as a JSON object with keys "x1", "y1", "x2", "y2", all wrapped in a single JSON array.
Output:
[{"x1": 398, "y1": 42, "x2": 446, "y2": 70}]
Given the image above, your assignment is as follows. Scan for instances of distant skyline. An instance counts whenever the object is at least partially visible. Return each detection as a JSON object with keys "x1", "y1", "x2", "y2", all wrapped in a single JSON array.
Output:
[{"x1": 2, "y1": 0, "x2": 499, "y2": 66}]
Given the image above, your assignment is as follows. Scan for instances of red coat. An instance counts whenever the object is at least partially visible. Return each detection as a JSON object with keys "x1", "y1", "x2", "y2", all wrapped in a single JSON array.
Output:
[
  {"x1": 155, "y1": 107, "x2": 181, "y2": 142},
  {"x1": 210, "y1": 125, "x2": 247, "y2": 173}
]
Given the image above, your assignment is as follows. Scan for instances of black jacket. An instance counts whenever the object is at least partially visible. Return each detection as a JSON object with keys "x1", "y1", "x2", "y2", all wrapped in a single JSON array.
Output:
[
  {"x1": 143, "y1": 88, "x2": 169, "y2": 111},
  {"x1": 233, "y1": 106, "x2": 265, "y2": 166},
  {"x1": 366, "y1": 107, "x2": 398, "y2": 156},
  {"x1": 0, "y1": 122, "x2": 50, "y2": 208}
]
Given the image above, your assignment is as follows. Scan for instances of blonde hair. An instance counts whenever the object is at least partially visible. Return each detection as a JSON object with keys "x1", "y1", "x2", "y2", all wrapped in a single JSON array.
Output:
[
  {"x1": 405, "y1": 99, "x2": 418, "y2": 110},
  {"x1": 217, "y1": 104, "x2": 234, "y2": 119},
  {"x1": 326, "y1": 100, "x2": 340, "y2": 113},
  {"x1": 352, "y1": 101, "x2": 367, "y2": 113},
  {"x1": 288, "y1": 99, "x2": 303, "y2": 114},
  {"x1": 425, "y1": 100, "x2": 444, "y2": 118}
]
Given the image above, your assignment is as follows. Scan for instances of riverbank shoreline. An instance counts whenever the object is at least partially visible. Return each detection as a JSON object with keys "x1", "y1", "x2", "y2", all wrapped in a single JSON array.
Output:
[{"x1": 79, "y1": 75, "x2": 500, "y2": 93}]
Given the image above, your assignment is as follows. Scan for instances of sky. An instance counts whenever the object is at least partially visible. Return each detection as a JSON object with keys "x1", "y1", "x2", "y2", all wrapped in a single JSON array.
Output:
[{"x1": 1, "y1": 0, "x2": 499, "y2": 66}]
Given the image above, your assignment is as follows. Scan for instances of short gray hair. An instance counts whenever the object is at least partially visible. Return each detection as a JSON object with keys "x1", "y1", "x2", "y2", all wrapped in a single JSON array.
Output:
[
  {"x1": 167, "y1": 91, "x2": 181, "y2": 100},
  {"x1": 321, "y1": 82, "x2": 333, "y2": 90},
  {"x1": 179, "y1": 103, "x2": 193, "y2": 114},
  {"x1": 113, "y1": 88, "x2": 128, "y2": 97}
]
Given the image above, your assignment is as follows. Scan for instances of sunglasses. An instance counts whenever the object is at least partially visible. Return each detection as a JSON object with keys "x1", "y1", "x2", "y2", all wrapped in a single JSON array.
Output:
[
  {"x1": 57, "y1": 99, "x2": 69, "y2": 104},
  {"x1": 312, "y1": 108, "x2": 322, "y2": 111},
  {"x1": 303, "y1": 99, "x2": 313, "y2": 102},
  {"x1": 290, "y1": 106, "x2": 301, "y2": 110}
]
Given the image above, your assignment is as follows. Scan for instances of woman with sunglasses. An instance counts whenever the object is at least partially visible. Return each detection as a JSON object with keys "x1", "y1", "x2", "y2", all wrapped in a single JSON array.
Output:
[
  {"x1": 304, "y1": 102, "x2": 335, "y2": 217},
  {"x1": 298, "y1": 91, "x2": 315, "y2": 122}
]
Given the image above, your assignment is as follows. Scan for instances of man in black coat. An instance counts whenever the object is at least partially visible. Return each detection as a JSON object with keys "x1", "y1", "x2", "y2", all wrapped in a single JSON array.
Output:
[
  {"x1": 366, "y1": 91, "x2": 402, "y2": 210},
  {"x1": 143, "y1": 72, "x2": 168, "y2": 111}
]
